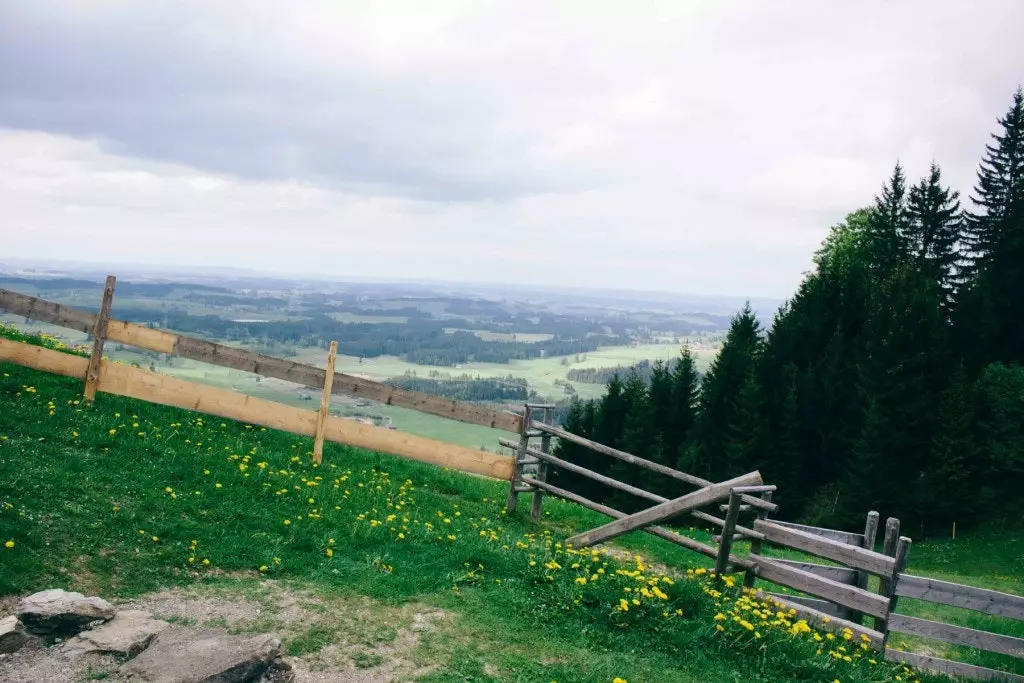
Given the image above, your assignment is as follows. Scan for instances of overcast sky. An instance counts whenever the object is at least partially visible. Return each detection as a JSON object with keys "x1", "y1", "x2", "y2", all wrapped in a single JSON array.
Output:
[{"x1": 1, "y1": 1, "x2": 1021, "y2": 297}]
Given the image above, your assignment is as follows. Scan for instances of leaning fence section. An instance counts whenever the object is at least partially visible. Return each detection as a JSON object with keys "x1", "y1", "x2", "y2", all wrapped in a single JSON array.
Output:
[{"x1": 501, "y1": 411, "x2": 1023, "y2": 681}]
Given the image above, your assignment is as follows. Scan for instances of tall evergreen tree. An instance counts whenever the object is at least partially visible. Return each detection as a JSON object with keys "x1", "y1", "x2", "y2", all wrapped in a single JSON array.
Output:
[
  {"x1": 692, "y1": 303, "x2": 762, "y2": 481},
  {"x1": 906, "y1": 163, "x2": 964, "y2": 312},
  {"x1": 865, "y1": 164, "x2": 911, "y2": 274},
  {"x1": 961, "y1": 87, "x2": 1024, "y2": 364},
  {"x1": 667, "y1": 348, "x2": 700, "y2": 473}
]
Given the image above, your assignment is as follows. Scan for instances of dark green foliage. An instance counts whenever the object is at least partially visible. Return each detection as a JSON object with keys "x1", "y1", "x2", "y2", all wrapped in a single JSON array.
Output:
[{"x1": 550, "y1": 87, "x2": 1024, "y2": 535}]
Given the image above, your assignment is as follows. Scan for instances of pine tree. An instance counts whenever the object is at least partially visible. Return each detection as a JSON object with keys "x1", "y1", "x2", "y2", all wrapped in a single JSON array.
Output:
[
  {"x1": 906, "y1": 163, "x2": 964, "y2": 312},
  {"x1": 961, "y1": 87, "x2": 1024, "y2": 364},
  {"x1": 865, "y1": 164, "x2": 911, "y2": 274},
  {"x1": 612, "y1": 370, "x2": 656, "y2": 511},
  {"x1": 722, "y1": 367, "x2": 767, "y2": 479},
  {"x1": 693, "y1": 303, "x2": 762, "y2": 481},
  {"x1": 668, "y1": 348, "x2": 700, "y2": 474}
]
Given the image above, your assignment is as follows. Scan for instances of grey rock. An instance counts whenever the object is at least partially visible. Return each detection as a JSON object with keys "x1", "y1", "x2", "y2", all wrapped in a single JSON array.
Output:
[
  {"x1": 17, "y1": 589, "x2": 115, "y2": 636},
  {"x1": 0, "y1": 615, "x2": 30, "y2": 654},
  {"x1": 121, "y1": 627, "x2": 283, "y2": 683},
  {"x1": 63, "y1": 610, "x2": 168, "y2": 658}
]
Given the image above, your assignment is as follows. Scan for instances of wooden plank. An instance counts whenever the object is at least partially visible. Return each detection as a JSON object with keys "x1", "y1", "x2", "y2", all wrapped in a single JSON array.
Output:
[
  {"x1": 566, "y1": 471, "x2": 762, "y2": 548},
  {"x1": 692, "y1": 511, "x2": 764, "y2": 541},
  {"x1": 0, "y1": 337, "x2": 514, "y2": 480},
  {"x1": 885, "y1": 649, "x2": 1024, "y2": 682},
  {"x1": 504, "y1": 408, "x2": 532, "y2": 514},
  {"x1": 757, "y1": 590, "x2": 884, "y2": 648},
  {"x1": 744, "y1": 490, "x2": 772, "y2": 589},
  {"x1": 752, "y1": 556, "x2": 891, "y2": 619},
  {"x1": 895, "y1": 575, "x2": 1024, "y2": 620},
  {"x1": 531, "y1": 408, "x2": 554, "y2": 521},
  {"x1": 499, "y1": 437, "x2": 664, "y2": 503},
  {"x1": 888, "y1": 614, "x2": 1024, "y2": 658},
  {"x1": 530, "y1": 421, "x2": 708, "y2": 486},
  {"x1": 767, "y1": 593, "x2": 848, "y2": 618},
  {"x1": 875, "y1": 516, "x2": 902, "y2": 631},
  {"x1": 851, "y1": 511, "x2": 881, "y2": 621},
  {"x1": 715, "y1": 493, "x2": 743, "y2": 576},
  {"x1": 312, "y1": 341, "x2": 338, "y2": 465},
  {"x1": 521, "y1": 476, "x2": 726, "y2": 562},
  {"x1": 530, "y1": 422, "x2": 777, "y2": 512},
  {"x1": 880, "y1": 536, "x2": 912, "y2": 648},
  {"x1": 771, "y1": 519, "x2": 866, "y2": 546},
  {"x1": 755, "y1": 519, "x2": 896, "y2": 576},
  {"x1": 0, "y1": 287, "x2": 522, "y2": 433},
  {"x1": 773, "y1": 559, "x2": 858, "y2": 584},
  {"x1": 83, "y1": 275, "x2": 116, "y2": 403}
]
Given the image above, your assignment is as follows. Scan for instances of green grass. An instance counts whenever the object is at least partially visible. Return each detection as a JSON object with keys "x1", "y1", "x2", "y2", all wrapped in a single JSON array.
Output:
[{"x1": 0, "y1": 330, "x2": 981, "y2": 682}]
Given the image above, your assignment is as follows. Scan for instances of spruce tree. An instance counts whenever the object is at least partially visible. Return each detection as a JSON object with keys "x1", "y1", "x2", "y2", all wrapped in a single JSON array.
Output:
[
  {"x1": 865, "y1": 164, "x2": 911, "y2": 274},
  {"x1": 668, "y1": 348, "x2": 700, "y2": 474},
  {"x1": 961, "y1": 87, "x2": 1024, "y2": 364},
  {"x1": 906, "y1": 163, "x2": 964, "y2": 312},
  {"x1": 693, "y1": 303, "x2": 762, "y2": 481}
]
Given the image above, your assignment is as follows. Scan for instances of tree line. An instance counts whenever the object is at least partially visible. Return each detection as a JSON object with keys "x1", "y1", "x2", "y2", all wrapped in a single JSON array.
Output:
[{"x1": 553, "y1": 88, "x2": 1024, "y2": 534}]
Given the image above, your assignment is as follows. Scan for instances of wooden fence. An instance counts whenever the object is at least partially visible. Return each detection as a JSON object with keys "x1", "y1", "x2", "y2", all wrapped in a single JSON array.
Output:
[
  {"x1": 0, "y1": 280, "x2": 516, "y2": 479},
  {"x1": 3, "y1": 280, "x2": 1022, "y2": 681},
  {"x1": 502, "y1": 418, "x2": 1024, "y2": 681}
]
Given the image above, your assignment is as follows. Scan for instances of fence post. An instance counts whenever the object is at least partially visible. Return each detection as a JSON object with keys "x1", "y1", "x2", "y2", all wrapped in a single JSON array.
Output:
[
  {"x1": 850, "y1": 511, "x2": 880, "y2": 624},
  {"x1": 715, "y1": 490, "x2": 743, "y2": 577},
  {"x1": 505, "y1": 405, "x2": 532, "y2": 514},
  {"x1": 874, "y1": 517, "x2": 901, "y2": 631},
  {"x1": 879, "y1": 536, "x2": 912, "y2": 651},
  {"x1": 312, "y1": 341, "x2": 338, "y2": 465},
  {"x1": 530, "y1": 406, "x2": 555, "y2": 521},
  {"x1": 83, "y1": 275, "x2": 116, "y2": 403},
  {"x1": 743, "y1": 490, "x2": 773, "y2": 588}
]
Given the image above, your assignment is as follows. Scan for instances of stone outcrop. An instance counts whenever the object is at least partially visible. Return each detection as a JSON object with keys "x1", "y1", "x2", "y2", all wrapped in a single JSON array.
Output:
[
  {"x1": 63, "y1": 610, "x2": 168, "y2": 658},
  {"x1": 16, "y1": 589, "x2": 115, "y2": 636},
  {"x1": 121, "y1": 627, "x2": 289, "y2": 683}
]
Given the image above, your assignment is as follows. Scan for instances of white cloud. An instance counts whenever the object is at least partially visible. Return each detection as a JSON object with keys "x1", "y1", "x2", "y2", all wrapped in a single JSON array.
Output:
[{"x1": 0, "y1": 0, "x2": 1021, "y2": 297}]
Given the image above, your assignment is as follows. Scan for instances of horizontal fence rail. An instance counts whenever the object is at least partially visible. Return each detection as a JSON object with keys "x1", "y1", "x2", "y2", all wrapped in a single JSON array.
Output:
[
  {"x1": 887, "y1": 614, "x2": 1024, "y2": 658},
  {"x1": 755, "y1": 519, "x2": 896, "y2": 577},
  {"x1": 757, "y1": 591, "x2": 885, "y2": 648},
  {"x1": 885, "y1": 650, "x2": 1024, "y2": 683},
  {"x1": 752, "y1": 556, "x2": 892, "y2": 620},
  {"x1": 895, "y1": 575, "x2": 1024, "y2": 620},
  {"x1": 0, "y1": 288, "x2": 523, "y2": 433},
  {"x1": 0, "y1": 337, "x2": 514, "y2": 480}
]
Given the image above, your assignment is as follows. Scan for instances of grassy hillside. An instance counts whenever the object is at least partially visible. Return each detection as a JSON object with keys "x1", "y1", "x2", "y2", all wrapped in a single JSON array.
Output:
[{"x1": 0, "y1": 330, "x2": 995, "y2": 682}]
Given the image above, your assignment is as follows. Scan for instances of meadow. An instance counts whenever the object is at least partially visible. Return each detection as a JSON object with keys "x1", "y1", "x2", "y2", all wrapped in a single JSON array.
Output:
[{"x1": 1, "y1": 328, "x2": 1014, "y2": 682}]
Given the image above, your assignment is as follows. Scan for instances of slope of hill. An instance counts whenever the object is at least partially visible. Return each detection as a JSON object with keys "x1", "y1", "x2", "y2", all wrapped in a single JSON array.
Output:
[{"x1": 0, "y1": 329, "x2": 945, "y2": 682}]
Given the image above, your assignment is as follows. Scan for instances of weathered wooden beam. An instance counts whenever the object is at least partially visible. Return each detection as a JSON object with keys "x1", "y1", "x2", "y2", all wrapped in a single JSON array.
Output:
[
  {"x1": 529, "y1": 420, "x2": 776, "y2": 511},
  {"x1": 751, "y1": 556, "x2": 891, "y2": 619},
  {"x1": 885, "y1": 649, "x2": 1024, "y2": 682},
  {"x1": 0, "y1": 287, "x2": 523, "y2": 433},
  {"x1": 766, "y1": 593, "x2": 848, "y2": 618},
  {"x1": 758, "y1": 591, "x2": 885, "y2": 649},
  {"x1": 714, "y1": 492, "x2": 743, "y2": 576},
  {"x1": 312, "y1": 341, "x2": 338, "y2": 465},
  {"x1": 887, "y1": 614, "x2": 1024, "y2": 658},
  {"x1": 0, "y1": 337, "x2": 515, "y2": 480},
  {"x1": 755, "y1": 520, "x2": 896, "y2": 577},
  {"x1": 895, "y1": 575, "x2": 1024, "y2": 620},
  {"x1": 692, "y1": 511, "x2": 764, "y2": 541},
  {"x1": 875, "y1": 517, "x2": 902, "y2": 631},
  {"x1": 530, "y1": 421, "x2": 708, "y2": 486},
  {"x1": 744, "y1": 490, "x2": 773, "y2": 589},
  {"x1": 521, "y1": 476, "x2": 727, "y2": 563},
  {"x1": 531, "y1": 407, "x2": 554, "y2": 522},
  {"x1": 770, "y1": 519, "x2": 866, "y2": 546},
  {"x1": 850, "y1": 511, "x2": 881, "y2": 623},
  {"x1": 772, "y1": 559, "x2": 858, "y2": 584},
  {"x1": 499, "y1": 437, "x2": 663, "y2": 503},
  {"x1": 880, "y1": 536, "x2": 912, "y2": 649},
  {"x1": 83, "y1": 275, "x2": 116, "y2": 403},
  {"x1": 566, "y1": 471, "x2": 762, "y2": 549}
]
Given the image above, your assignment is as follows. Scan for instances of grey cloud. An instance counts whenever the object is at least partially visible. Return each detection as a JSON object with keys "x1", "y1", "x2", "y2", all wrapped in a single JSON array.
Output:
[{"x1": 0, "y1": 1, "x2": 591, "y2": 201}]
